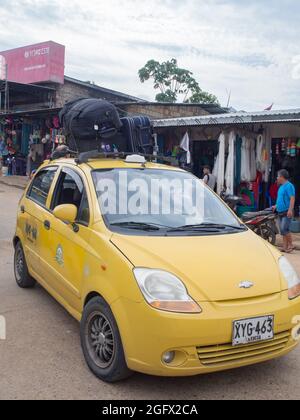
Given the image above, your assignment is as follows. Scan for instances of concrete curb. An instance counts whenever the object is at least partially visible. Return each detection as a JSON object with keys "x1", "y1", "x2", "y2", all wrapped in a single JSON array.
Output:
[{"x1": 0, "y1": 178, "x2": 28, "y2": 190}]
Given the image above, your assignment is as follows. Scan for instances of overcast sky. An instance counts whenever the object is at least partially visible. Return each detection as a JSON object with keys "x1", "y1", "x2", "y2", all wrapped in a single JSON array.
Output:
[{"x1": 0, "y1": 0, "x2": 299, "y2": 111}]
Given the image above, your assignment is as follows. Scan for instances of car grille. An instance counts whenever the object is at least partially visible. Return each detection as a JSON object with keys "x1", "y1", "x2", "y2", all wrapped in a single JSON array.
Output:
[{"x1": 197, "y1": 331, "x2": 290, "y2": 367}]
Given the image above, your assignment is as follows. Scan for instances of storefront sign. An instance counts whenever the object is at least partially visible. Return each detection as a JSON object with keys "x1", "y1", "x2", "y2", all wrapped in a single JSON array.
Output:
[{"x1": 0, "y1": 41, "x2": 65, "y2": 84}]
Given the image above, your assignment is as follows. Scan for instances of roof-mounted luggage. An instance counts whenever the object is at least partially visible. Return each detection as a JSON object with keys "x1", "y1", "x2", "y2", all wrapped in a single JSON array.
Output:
[{"x1": 59, "y1": 98, "x2": 154, "y2": 155}]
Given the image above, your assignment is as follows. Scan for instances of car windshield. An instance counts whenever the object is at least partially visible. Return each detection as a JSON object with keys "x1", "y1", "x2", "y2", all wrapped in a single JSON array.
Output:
[{"x1": 92, "y1": 168, "x2": 242, "y2": 234}]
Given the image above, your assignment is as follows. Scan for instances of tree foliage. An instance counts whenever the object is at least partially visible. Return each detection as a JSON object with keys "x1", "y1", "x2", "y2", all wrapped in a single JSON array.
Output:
[{"x1": 138, "y1": 59, "x2": 219, "y2": 104}]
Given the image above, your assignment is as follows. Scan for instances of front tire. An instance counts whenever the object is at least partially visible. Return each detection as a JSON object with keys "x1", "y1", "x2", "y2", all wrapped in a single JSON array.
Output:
[
  {"x1": 14, "y1": 242, "x2": 36, "y2": 288},
  {"x1": 80, "y1": 296, "x2": 132, "y2": 383}
]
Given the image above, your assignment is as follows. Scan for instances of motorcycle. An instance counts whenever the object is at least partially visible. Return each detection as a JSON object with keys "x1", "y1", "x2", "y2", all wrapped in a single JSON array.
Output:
[
  {"x1": 221, "y1": 192, "x2": 244, "y2": 212},
  {"x1": 241, "y1": 210, "x2": 279, "y2": 245},
  {"x1": 221, "y1": 192, "x2": 279, "y2": 245}
]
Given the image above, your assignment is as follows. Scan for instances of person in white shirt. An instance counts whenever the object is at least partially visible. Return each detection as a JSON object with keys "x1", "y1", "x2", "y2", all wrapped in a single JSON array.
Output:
[{"x1": 203, "y1": 165, "x2": 217, "y2": 190}]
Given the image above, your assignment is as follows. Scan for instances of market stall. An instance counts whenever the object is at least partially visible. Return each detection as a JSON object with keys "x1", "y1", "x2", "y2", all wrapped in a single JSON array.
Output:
[
  {"x1": 0, "y1": 110, "x2": 65, "y2": 176},
  {"x1": 153, "y1": 109, "x2": 300, "y2": 218}
]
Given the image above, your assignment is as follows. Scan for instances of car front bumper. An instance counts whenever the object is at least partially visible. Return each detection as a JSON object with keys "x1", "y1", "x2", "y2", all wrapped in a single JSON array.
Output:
[{"x1": 112, "y1": 292, "x2": 300, "y2": 377}]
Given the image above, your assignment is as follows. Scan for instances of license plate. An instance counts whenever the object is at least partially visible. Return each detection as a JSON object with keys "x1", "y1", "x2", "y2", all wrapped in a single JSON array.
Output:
[{"x1": 232, "y1": 316, "x2": 274, "y2": 347}]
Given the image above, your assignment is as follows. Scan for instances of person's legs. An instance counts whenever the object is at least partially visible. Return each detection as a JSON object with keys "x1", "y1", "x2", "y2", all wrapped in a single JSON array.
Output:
[
  {"x1": 281, "y1": 235, "x2": 288, "y2": 252},
  {"x1": 279, "y1": 217, "x2": 291, "y2": 252},
  {"x1": 280, "y1": 217, "x2": 293, "y2": 252},
  {"x1": 287, "y1": 232, "x2": 294, "y2": 251}
]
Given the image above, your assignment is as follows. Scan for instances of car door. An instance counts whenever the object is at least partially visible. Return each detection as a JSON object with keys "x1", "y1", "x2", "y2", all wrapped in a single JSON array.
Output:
[
  {"x1": 39, "y1": 166, "x2": 92, "y2": 313},
  {"x1": 21, "y1": 166, "x2": 58, "y2": 279}
]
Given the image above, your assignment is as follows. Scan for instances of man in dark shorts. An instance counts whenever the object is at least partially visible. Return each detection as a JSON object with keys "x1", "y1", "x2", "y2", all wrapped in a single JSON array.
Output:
[{"x1": 273, "y1": 169, "x2": 296, "y2": 253}]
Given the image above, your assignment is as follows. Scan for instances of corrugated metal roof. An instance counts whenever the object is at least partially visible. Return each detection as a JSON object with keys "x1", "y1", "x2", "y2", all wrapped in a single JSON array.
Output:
[{"x1": 153, "y1": 108, "x2": 300, "y2": 128}]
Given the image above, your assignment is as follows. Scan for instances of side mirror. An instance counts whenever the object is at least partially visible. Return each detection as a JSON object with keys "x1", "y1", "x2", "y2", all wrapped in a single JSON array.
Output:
[{"x1": 53, "y1": 204, "x2": 77, "y2": 224}]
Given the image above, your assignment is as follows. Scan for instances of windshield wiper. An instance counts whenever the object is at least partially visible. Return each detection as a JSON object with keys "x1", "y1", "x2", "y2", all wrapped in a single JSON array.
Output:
[
  {"x1": 167, "y1": 223, "x2": 246, "y2": 233},
  {"x1": 110, "y1": 221, "x2": 163, "y2": 231}
]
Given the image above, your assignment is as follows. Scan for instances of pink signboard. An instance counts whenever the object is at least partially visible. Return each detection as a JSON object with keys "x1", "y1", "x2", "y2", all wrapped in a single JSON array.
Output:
[{"x1": 0, "y1": 41, "x2": 65, "y2": 84}]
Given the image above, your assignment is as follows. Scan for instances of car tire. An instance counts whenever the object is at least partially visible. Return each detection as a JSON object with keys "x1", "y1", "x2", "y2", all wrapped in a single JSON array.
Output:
[
  {"x1": 14, "y1": 242, "x2": 36, "y2": 289},
  {"x1": 80, "y1": 296, "x2": 132, "y2": 383}
]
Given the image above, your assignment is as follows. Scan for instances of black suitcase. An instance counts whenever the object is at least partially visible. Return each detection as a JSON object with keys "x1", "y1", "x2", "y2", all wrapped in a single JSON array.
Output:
[{"x1": 121, "y1": 116, "x2": 153, "y2": 154}]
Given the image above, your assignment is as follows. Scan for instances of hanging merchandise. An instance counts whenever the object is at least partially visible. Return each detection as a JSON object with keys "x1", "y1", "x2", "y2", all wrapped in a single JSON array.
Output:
[
  {"x1": 213, "y1": 132, "x2": 226, "y2": 195},
  {"x1": 256, "y1": 134, "x2": 265, "y2": 172},
  {"x1": 21, "y1": 124, "x2": 32, "y2": 156},
  {"x1": 249, "y1": 138, "x2": 257, "y2": 181},
  {"x1": 235, "y1": 135, "x2": 242, "y2": 187},
  {"x1": 290, "y1": 139, "x2": 296, "y2": 157},
  {"x1": 241, "y1": 137, "x2": 251, "y2": 182},
  {"x1": 263, "y1": 130, "x2": 272, "y2": 183},
  {"x1": 180, "y1": 132, "x2": 191, "y2": 165},
  {"x1": 225, "y1": 131, "x2": 235, "y2": 195}
]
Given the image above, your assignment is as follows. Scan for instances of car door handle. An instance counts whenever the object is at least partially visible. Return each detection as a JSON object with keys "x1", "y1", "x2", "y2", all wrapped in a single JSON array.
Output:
[{"x1": 44, "y1": 220, "x2": 51, "y2": 230}]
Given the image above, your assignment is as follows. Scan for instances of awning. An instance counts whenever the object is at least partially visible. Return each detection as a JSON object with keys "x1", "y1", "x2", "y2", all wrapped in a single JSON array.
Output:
[{"x1": 153, "y1": 108, "x2": 300, "y2": 128}]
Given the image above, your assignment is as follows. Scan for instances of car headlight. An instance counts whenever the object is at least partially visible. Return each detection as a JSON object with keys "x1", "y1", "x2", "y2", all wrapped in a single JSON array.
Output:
[
  {"x1": 133, "y1": 268, "x2": 202, "y2": 314},
  {"x1": 279, "y1": 257, "x2": 300, "y2": 300}
]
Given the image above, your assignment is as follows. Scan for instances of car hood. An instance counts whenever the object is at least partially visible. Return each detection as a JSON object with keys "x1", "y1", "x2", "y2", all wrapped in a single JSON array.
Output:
[{"x1": 111, "y1": 230, "x2": 281, "y2": 302}]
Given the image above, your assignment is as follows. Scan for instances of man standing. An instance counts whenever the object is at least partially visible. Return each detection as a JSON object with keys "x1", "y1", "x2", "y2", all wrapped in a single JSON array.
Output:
[
  {"x1": 274, "y1": 169, "x2": 296, "y2": 253},
  {"x1": 203, "y1": 166, "x2": 216, "y2": 191}
]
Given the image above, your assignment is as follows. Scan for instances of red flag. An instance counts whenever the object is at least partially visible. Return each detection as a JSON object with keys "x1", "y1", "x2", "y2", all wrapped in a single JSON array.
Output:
[{"x1": 264, "y1": 103, "x2": 274, "y2": 111}]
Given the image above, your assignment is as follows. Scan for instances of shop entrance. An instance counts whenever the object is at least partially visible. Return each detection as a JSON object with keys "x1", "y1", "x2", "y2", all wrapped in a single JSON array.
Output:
[
  {"x1": 271, "y1": 139, "x2": 300, "y2": 216},
  {"x1": 193, "y1": 140, "x2": 218, "y2": 179}
]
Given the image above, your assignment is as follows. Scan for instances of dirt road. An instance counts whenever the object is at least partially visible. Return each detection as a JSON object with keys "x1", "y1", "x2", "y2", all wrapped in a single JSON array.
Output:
[{"x1": 0, "y1": 184, "x2": 299, "y2": 400}]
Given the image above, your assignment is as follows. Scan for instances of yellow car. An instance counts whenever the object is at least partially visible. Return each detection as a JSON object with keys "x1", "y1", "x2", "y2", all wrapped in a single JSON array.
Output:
[{"x1": 14, "y1": 153, "x2": 300, "y2": 383}]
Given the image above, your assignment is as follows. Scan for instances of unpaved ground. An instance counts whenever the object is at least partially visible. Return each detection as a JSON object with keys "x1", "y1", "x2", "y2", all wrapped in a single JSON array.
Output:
[{"x1": 0, "y1": 184, "x2": 299, "y2": 400}]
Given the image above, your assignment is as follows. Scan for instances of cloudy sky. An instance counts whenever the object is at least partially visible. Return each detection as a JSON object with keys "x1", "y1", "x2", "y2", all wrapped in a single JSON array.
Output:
[{"x1": 0, "y1": 0, "x2": 299, "y2": 110}]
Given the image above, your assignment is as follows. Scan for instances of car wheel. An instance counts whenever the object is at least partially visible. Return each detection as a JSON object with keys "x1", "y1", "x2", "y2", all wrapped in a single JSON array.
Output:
[
  {"x1": 80, "y1": 296, "x2": 132, "y2": 383},
  {"x1": 14, "y1": 242, "x2": 36, "y2": 288}
]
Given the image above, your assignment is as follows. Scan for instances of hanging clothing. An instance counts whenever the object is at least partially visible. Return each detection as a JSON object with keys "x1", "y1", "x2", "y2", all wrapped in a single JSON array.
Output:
[
  {"x1": 256, "y1": 134, "x2": 265, "y2": 172},
  {"x1": 241, "y1": 137, "x2": 251, "y2": 182},
  {"x1": 263, "y1": 129, "x2": 272, "y2": 183},
  {"x1": 235, "y1": 135, "x2": 242, "y2": 187},
  {"x1": 21, "y1": 124, "x2": 32, "y2": 156},
  {"x1": 225, "y1": 131, "x2": 235, "y2": 195},
  {"x1": 180, "y1": 132, "x2": 191, "y2": 165},
  {"x1": 241, "y1": 137, "x2": 256, "y2": 182},
  {"x1": 249, "y1": 138, "x2": 257, "y2": 181},
  {"x1": 213, "y1": 132, "x2": 226, "y2": 195}
]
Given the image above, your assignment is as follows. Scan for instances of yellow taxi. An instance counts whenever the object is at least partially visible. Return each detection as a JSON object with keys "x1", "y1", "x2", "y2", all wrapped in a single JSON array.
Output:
[{"x1": 14, "y1": 153, "x2": 300, "y2": 383}]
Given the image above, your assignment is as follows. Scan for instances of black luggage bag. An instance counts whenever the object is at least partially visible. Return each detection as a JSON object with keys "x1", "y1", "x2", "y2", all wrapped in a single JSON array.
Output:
[{"x1": 59, "y1": 98, "x2": 153, "y2": 154}]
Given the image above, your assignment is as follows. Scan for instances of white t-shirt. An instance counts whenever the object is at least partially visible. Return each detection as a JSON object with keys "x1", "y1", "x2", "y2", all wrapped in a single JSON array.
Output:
[{"x1": 204, "y1": 174, "x2": 217, "y2": 190}]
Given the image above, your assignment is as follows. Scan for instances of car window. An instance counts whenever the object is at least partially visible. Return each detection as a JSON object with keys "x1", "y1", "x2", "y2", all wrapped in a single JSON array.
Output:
[
  {"x1": 52, "y1": 168, "x2": 90, "y2": 225},
  {"x1": 92, "y1": 168, "x2": 242, "y2": 236},
  {"x1": 28, "y1": 167, "x2": 57, "y2": 207}
]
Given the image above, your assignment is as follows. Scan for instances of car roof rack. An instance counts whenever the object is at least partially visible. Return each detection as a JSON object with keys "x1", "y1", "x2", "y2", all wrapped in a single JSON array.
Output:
[{"x1": 75, "y1": 150, "x2": 177, "y2": 166}]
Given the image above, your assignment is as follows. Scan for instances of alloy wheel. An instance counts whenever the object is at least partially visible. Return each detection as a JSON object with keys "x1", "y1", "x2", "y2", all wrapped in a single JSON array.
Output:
[{"x1": 85, "y1": 312, "x2": 115, "y2": 369}]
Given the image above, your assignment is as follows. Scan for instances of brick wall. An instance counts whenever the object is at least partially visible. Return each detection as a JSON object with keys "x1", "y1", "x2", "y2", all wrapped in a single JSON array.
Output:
[
  {"x1": 118, "y1": 103, "x2": 211, "y2": 119},
  {"x1": 54, "y1": 80, "x2": 134, "y2": 107}
]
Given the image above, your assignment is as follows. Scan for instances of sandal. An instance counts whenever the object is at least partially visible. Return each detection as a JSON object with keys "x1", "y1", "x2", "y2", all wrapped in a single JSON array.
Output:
[{"x1": 279, "y1": 248, "x2": 287, "y2": 253}]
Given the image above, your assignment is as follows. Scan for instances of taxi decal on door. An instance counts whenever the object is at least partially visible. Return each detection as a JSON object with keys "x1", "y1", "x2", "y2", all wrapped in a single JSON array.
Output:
[{"x1": 55, "y1": 245, "x2": 64, "y2": 267}]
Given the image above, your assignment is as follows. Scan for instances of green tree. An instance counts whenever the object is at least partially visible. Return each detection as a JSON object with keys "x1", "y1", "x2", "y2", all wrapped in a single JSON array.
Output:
[{"x1": 138, "y1": 58, "x2": 219, "y2": 104}]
